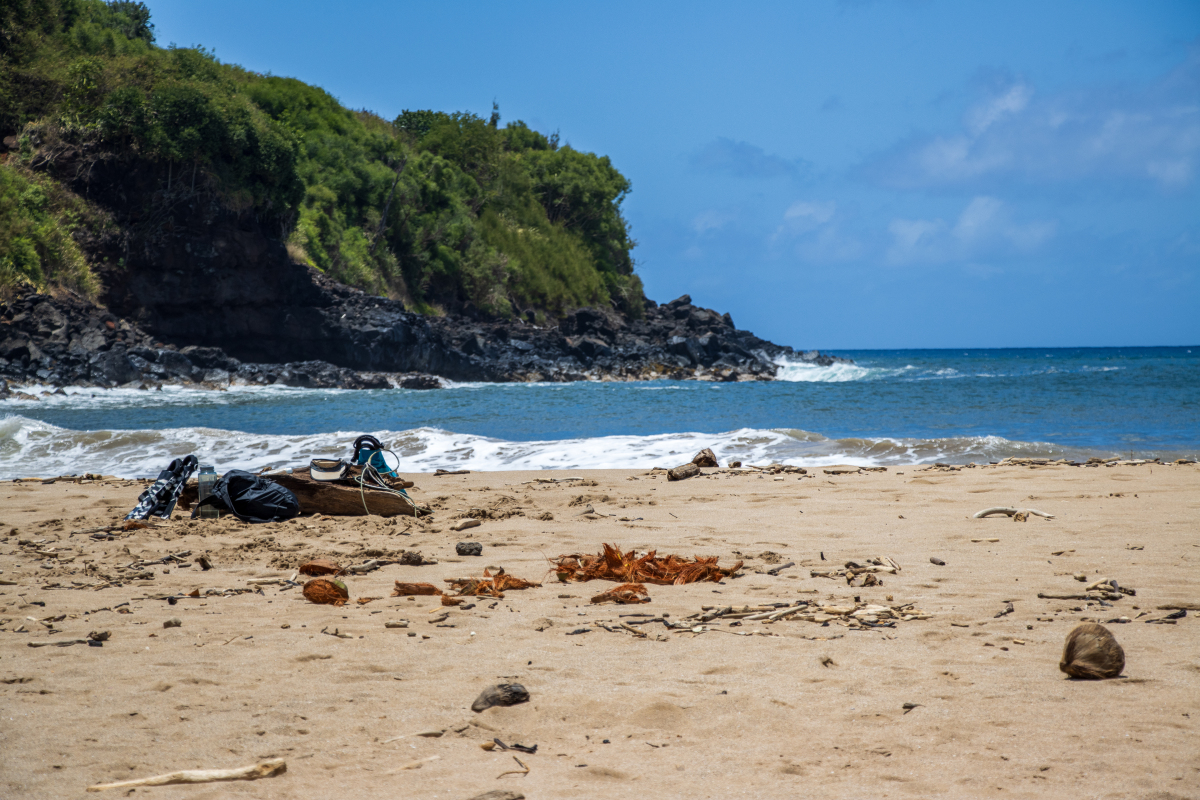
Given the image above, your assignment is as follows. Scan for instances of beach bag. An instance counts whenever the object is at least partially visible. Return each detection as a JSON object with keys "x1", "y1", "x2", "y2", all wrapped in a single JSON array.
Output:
[
  {"x1": 191, "y1": 470, "x2": 300, "y2": 523},
  {"x1": 125, "y1": 455, "x2": 199, "y2": 520}
]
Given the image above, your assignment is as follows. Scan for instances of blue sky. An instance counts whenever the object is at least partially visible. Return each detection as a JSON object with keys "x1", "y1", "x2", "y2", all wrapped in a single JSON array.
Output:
[{"x1": 147, "y1": 0, "x2": 1199, "y2": 348}]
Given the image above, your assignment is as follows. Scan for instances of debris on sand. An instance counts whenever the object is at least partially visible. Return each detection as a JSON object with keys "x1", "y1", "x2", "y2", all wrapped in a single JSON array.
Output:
[
  {"x1": 683, "y1": 597, "x2": 932, "y2": 629},
  {"x1": 445, "y1": 569, "x2": 541, "y2": 598},
  {"x1": 1060, "y1": 622, "x2": 1125, "y2": 679},
  {"x1": 810, "y1": 557, "x2": 901, "y2": 586},
  {"x1": 302, "y1": 578, "x2": 349, "y2": 606},
  {"x1": 692, "y1": 448, "x2": 719, "y2": 468},
  {"x1": 973, "y1": 506, "x2": 1055, "y2": 520},
  {"x1": 553, "y1": 543, "x2": 742, "y2": 585},
  {"x1": 86, "y1": 759, "x2": 286, "y2": 792},
  {"x1": 471, "y1": 683, "x2": 530, "y2": 713},
  {"x1": 391, "y1": 582, "x2": 443, "y2": 596},
  {"x1": 590, "y1": 583, "x2": 651, "y2": 604},
  {"x1": 299, "y1": 558, "x2": 344, "y2": 576},
  {"x1": 667, "y1": 463, "x2": 700, "y2": 481}
]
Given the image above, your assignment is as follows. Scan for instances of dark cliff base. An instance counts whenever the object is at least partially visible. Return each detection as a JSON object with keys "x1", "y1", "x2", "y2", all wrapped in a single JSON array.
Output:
[
  {"x1": 0, "y1": 175, "x2": 847, "y2": 392},
  {"x1": 0, "y1": 283, "x2": 846, "y2": 392}
]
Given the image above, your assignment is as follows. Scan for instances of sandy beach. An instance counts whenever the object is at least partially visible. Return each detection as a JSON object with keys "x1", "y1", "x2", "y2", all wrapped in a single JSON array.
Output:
[{"x1": 1, "y1": 461, "x2": 1197, "y2": 799}]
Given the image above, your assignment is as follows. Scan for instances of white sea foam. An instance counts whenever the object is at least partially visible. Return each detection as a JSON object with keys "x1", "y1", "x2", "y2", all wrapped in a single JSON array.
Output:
[
  {"x1": 0, "y1": 415, "x2": 1115, "y2": 479},
  {"x1": 772, "y1": 357, "x2": 881, "y2": 382},
  {"x1": 0, "y1": 382, "x2": 344, "y2": 411}
]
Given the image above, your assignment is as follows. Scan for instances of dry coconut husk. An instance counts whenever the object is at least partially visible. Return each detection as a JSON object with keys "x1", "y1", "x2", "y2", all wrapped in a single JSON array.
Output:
[
  {"x1": 299, "y1": 558, "x2": 344, "y2": 576},
  {"x1": 553, "y1": 543, "x2": 742, "y2": 585},
  {"x1": 591, "y1": 583, "x2": 651, "y2": 604},
  {"x1": 392, "y1": 581, "x2": 443, "y2": 597},
  {"x1": 303, "y1": 578, "x2": 349, "y2": 606},
  {"x1": 1060, "y1": 622, "x2": 1125, "y2": 679},
  {"x1": 446, "y1": 569, "x2": 541, "y2": 599}
]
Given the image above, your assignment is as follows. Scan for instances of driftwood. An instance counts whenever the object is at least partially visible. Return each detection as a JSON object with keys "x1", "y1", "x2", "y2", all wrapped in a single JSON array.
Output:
[
  {"x1": 179, "y1": 471, "x2": 423, "y2": 517},
  {"x1": 692, "y1": 448, "x2": 719, "y2": 468},
  {"x1": 87, "y1": 759, "x2": 286, "y2": 791},
  {"x1": 1038, "y1": 591, "x2": 1122, "y2": 601},
  {"x1": 668, "y1": 463, "x2": 700, "y2": 481},
  {"x1": 973, "y1": 507, "x2": 1055, "y2": 520}
]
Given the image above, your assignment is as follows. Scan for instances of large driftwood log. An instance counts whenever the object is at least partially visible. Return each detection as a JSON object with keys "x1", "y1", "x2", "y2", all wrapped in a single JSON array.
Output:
[
  {"x1": 668, "y1": 463, "x2": 701, "y2": 481},
  {"x1": 178, "y1": 471, "x2": 423, "y2": 517}
]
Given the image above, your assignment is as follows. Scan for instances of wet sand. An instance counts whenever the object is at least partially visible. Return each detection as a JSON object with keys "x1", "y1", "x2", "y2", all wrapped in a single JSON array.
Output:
[{"x1": 1, "y1": 462, "x2": 1198, "y2": 799}]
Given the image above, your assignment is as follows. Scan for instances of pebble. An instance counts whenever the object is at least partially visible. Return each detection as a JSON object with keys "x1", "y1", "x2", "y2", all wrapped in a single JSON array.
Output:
[{"x1": 163, "y1": 618, "x2": 182, "y2": 629}]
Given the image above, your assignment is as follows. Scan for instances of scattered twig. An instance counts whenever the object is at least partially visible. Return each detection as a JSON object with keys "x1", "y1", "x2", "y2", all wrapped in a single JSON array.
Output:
[{"x1": 497, "y1": 755, "x2": 529, "y2": 779}]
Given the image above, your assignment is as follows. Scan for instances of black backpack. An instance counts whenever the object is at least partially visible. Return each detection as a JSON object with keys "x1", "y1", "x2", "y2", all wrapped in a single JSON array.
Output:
[{"x1": 192, "y1": 470, "x2": 300, "y2": 523}]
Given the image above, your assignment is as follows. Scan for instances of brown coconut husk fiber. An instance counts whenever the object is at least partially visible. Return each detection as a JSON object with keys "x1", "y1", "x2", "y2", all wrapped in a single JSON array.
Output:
[
  {"x1": 302, "y1": 578, "x2": 349, "y2": 606},
  {"x1": 1060, "y1": 622, "x2": 1125, "y2": 679}
]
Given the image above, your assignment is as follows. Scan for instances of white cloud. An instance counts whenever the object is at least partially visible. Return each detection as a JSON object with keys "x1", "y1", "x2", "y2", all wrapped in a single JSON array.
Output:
[
  {"x1": 888, "y1": 218, "x2": 944, "y2": 257},
  {"x1": 691, "y1": 209, "x2": 736, "y2": 234},
  {"x1": 866, "y1": 51, "x2": 1200, "y2": 190},
  {"x1": 886, "y1": 196, "x2": 1056, "y2": 265},
  {"x1": 966, "y1": 84, "x2": 1031, "y2": 135},
  {"x1": 953, "y1": 196, "x2": 1004, "y2": 241},
  {"x1": 771, "y1": 200, "x2": 863, "y2": 261},
  {"x1": 783, "y1": 200, "x2": 836, "y2": 228}
]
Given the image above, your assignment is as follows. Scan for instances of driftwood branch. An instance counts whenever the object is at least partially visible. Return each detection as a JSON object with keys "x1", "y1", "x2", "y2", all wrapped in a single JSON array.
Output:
[
  {"x1": 86, "y1": 759, "x2": 286, "y2": 791},
  {"x1": 973, "y1": 507, "x2": 1055, "y2": 520}
]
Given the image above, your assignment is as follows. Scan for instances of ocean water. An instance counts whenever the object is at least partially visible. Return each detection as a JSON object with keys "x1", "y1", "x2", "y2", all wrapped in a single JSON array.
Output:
[{"x1": 1, "y1": 346, "x2": 1196, "y2": 478}]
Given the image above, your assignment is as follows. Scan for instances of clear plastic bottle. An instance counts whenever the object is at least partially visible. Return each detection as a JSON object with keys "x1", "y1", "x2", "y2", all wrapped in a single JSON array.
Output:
[{"x1": 197, "y1": 465, "x2": 219, "y2": 519}]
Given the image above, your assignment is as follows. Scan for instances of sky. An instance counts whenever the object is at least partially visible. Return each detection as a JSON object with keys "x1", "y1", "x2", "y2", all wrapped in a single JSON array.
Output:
[{"x1": 146, "y1": 0, "x2": 1200, "y2": 349}]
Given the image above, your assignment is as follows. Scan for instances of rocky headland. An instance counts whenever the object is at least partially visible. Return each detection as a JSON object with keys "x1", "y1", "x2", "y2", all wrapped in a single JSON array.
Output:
[
  {"x1": 0, "y1": 110, "x2": 847, "y2": 396},
  {"x1": 0, "y1": 280, "x2": 846, "y2": 393}
]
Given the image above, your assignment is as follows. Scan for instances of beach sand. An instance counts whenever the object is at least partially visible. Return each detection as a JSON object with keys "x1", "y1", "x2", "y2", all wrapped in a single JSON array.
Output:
[{"x1": 1, "y1": 462, "x2": 1197, "y2": 799}]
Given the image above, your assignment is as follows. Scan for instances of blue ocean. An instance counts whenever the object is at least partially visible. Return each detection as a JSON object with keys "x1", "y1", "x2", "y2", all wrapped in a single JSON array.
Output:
[{"x1": 1, "y1": 347, "x2": 1196, "y2": 478}]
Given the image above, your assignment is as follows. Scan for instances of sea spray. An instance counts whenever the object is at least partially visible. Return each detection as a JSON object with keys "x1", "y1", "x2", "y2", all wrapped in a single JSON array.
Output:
[{"x1": 0, "y1": 415, "x2": 1127, "y2": 479}]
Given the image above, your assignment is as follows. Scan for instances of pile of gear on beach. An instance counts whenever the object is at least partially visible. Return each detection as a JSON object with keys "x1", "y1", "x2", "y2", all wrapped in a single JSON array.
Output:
[{"x1": 123, "y1": 434, "x2": 424, "y2": 525}]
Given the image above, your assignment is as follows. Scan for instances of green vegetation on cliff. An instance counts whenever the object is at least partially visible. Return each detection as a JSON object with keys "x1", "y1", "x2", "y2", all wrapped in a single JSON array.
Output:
[{"x1": 0, "y1": 0, "x2": 643, "y2": 318}]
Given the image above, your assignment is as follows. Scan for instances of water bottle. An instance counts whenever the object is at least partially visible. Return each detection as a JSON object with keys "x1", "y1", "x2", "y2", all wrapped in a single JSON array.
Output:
[{"x1": 197, "y1": 465, "x2": 219, "y2": 519}]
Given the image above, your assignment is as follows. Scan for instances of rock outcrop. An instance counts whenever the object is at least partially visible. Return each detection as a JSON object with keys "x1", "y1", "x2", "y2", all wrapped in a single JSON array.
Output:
[{"x1": 0, "y1": 285, "x2": 846, "y2": 391}]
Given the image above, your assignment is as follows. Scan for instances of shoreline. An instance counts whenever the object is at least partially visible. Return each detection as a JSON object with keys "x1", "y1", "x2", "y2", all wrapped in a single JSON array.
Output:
[
  {"x1": 2, "y1": 462, "x2": 1198, "y2": 797},
  {"x1": 2, "y1": 410, "x2": 1197, "y2": 480}
]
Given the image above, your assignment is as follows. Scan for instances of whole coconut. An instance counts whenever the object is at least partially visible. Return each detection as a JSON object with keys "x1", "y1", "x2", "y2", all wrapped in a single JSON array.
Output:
[
  {"x1": 303, "y1": 578, "x2": 349, "y2": 606},
  {"x1": 1060, "y1": 622, "x2": 1125, "y2": 679}
]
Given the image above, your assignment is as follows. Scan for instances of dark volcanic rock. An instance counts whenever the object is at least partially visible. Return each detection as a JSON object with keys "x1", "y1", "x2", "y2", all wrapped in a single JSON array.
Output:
[
  {"x1": 0, "y1": 288, "x2": 420, "y2": 390},
  {"x1": 0, "y1": 282, "x2": 849, "y2": 389}
]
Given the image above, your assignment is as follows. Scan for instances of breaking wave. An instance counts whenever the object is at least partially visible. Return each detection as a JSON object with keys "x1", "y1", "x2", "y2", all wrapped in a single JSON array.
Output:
[{"x1": 0, "y1": 415, "x2": 1122, "y2": 479}]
